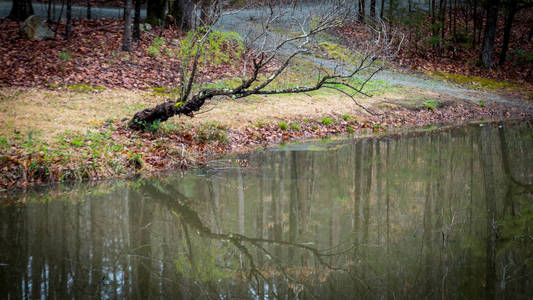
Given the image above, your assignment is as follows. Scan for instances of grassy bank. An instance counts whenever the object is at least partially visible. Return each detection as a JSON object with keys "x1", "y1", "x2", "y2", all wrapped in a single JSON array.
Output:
[{"x1": 1, "y1": 82, "x2": 530, "y2": 191}]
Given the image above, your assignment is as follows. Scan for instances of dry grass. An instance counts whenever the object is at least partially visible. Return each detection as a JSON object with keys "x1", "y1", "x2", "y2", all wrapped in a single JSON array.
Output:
[
  {"x1": 0, "y1": 86, "x2": 441, "y2": 141},
  {"x1": 0, "y1": 87, "x2": 160, "y2": 140}
]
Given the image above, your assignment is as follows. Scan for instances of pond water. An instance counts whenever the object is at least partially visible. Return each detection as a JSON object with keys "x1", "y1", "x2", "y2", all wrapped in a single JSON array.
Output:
[{"x1": 1, "y1": 120, "x2": 532, "y2": 299}]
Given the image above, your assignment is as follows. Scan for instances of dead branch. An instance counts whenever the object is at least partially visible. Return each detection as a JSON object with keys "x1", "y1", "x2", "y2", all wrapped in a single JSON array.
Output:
[{"x1": 129, "y1": 0, "x2": 402, "y2": 130}]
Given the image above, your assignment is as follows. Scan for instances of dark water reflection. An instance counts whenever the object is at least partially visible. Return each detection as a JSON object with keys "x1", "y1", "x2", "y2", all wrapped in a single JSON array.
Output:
[{"x1": 1, "y1": 121, "x2": 532, "y2": 299}]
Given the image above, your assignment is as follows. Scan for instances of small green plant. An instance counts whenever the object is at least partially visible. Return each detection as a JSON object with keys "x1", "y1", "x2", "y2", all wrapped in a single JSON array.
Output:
[
  {"x1": 147, "y1": 120, "x2": 161, "y2": 133},
  {"x1": 147, "y1": 36, "x2": 166, "y2": 57},
  {"x1": 71, "y1": 138, "x2": 85, "y2": 147},
  {"x1": 478, "y1": 101, "x2": 485, "y2": 107},
  {"x1": 21, "y1": 130, "x2": 37, "y2": 148},
  {"x1": 347, "y1": 126, "x2": 355, "y2": 134},
  {"x1": 255, "y1": 120, "x2": 265, "y2": 128},
  {"x1": 290, "y1": 123, "x2": 300, "y2": 131},
  {"x1": 311, "y1": 125, "x2": 319, "y2": 130},
  {"x1": 423, "y1": 99, "x2": 438, "y2": 110},
  {"x1": 321, "y1": 117, "x2": 333, "y2": 126},
  {"x1": 341, "y1": 114, "x2": 351, "y2": 121},
  {"x1": 58, "y1": 50, "x2": 72, "y2": 62},
  {"x1": 128, "y1": 153, "x2": 144, "y2": 168},
  {"x1": 278, "y1": 122, "x2": 288, "y2": 131}
]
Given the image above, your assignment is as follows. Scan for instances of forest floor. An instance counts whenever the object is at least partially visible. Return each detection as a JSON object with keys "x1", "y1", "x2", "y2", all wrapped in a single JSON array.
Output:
[{"x1": 1, "y1": 12, "x2": 533, "y2": 190}]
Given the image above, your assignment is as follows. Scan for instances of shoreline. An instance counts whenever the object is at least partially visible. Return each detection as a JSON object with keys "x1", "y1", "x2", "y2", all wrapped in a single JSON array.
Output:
[{"x1": 1, "y1": 100, "x2": 530, "y2": 193}]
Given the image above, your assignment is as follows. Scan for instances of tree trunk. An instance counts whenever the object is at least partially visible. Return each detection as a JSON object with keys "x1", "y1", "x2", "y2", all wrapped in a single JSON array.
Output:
[
  {"x1": 481, "y1": 0, "x2": 500, "y2": 68},
  {"x1": 370, "y1": 0, "x2": 375, "y2": 19},
  {"x1": 133, "y1": 0, "x2": 141, "y2": 42},
  {"x1": 472, "y1": 0, "x2": 477, "y2": 48},
  {"x1": 359, "y1": 0, "x2": 365, "y2": 22},
  {"x1": 170, "y1": 0, "x2": 195, "y2": 30},
  {"x1": 48, "y1": 0, "x2": 53, "y2": 21},
  {"x1": 146, "y1": 0, "x2": 165, "y2": 26},
  {"x1": 87, "y1": 0, "x2": 91, "y2": 19},
  {"x1": 129, "y1": 92, "x2": 212, "y2": 130},
  {"x1": 8, "y1": 0, "x2": 34, "y2": 21},
  {"x1": 66, "y1": 0, "x2": 72, "y2": 40},
  {"x1": 499, "y1": 0, "x2": 517, "y2": 65},
  {"x1": 123, "y1": 0, "x2": 133, "y2": 52},
  {"x1": 380, "y1": 0, "x2": 385, "y2": 19}
]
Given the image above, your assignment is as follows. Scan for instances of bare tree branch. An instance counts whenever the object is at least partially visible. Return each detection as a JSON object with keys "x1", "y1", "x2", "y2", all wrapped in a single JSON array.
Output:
[{"x1": 128, "y1": 0, "x2": 402, "y2": 130}]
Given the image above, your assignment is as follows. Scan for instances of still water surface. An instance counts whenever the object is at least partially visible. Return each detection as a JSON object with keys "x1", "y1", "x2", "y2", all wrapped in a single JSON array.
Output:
[{"x1": 1, "y1": 120, "x2": 532, "y2": 299}]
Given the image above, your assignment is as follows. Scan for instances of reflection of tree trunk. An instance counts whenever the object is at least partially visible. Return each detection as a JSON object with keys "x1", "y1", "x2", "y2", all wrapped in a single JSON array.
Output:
[
  {"x1": 256, "y1": 167, "x2": 266, "y2": 269},
  {"x1": 289, "y1": 152, "x2": 298, "y2": 260},
  {"x1": 423, "y1": 135, "x2": 434, "y2": 297},
  {"x1": 499, "y1": 125, "x2": 516, "y2": 217},
  {"x1": 385, "y1": 139, "x2": 392, "y2": 299},
  {"x1": 271, "y1": 152, "x2": 284, "y2": 258},
  {"x1": 352, "y1": 141, "x2": 363, "y2": 258},
  {"x1": 479, "y1": 127, "x2": 497, "y2": 300},
  {"x1": 129, "y1": 189, "x2": 154, "y2": 300},
  {"x1": 434, "y1": 135, "x2": 444, "y2": 297},
  {"x1": 237, "y1": 167, "x2": 245, "y2": 235},
  {"x1": 376, "y1": 141, "x2": 383, "y2": 245},
  {"x1": 363, "y1": 140, "x2": 373, "y2": 251},
  {"x1": 208, "y1": 178, "x2": 221, "y2": 233},
  {"x1": 90, "y1": 193, "x2": 103, "y2": 295},
  {"x1": 467, "y1": 131, "x2": 475, "y2": 291}
]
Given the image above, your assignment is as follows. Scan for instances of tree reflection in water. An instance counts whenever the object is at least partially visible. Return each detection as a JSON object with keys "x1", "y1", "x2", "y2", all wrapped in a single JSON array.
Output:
[{"x1": 1, "y1": 120, "x2": 532, "y2": 299}]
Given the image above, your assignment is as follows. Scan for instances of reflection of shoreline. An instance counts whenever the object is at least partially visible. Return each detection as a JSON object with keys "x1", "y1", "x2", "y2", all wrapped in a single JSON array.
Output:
[{"x1": 1, "y1": 120, "x2": 532, "y2": 299}]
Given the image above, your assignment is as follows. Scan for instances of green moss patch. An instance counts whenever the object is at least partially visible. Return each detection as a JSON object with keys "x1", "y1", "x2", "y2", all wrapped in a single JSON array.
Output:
[
  {"x1": 428, "y1": 71, "x2": 520, "y2": 90},
  {"x1": 67, "y1": 84, "x2": 105, "y2": 93}
]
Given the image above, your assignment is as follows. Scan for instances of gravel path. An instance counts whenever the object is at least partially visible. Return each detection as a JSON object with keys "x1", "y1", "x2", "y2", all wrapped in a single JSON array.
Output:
[{"x1": 215, "y1": 3, "x2": 532, "y2": 111}]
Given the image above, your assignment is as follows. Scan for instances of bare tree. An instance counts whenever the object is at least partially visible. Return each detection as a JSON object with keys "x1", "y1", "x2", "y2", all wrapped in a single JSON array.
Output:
[
  {"x1": 133, "y1": 0, "x2": 142, "y2": 42},
  {"x1": 481, "y1": 0, "x2": 501, "y2": 68},
  {"x1": 129, "y1": 0, "x2": 401, "y2": 130},
  {"x1": 123, "y1": 0, "x2": 133, "y2": 51},
  {"x1": 87, "y1": 0, "x2": 91, "y2": 19},
  {"x1": 66, "y1": 0, "x2": 72, "y2": 40},
  {"x1": 8, "y1": 0, "x2": 33, "y2": 21}
]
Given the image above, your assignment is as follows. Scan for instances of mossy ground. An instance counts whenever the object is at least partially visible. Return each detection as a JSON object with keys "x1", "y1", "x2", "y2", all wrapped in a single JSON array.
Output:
[{"x1": 427, "y1": 70, "x2": 522, "y2": 90}]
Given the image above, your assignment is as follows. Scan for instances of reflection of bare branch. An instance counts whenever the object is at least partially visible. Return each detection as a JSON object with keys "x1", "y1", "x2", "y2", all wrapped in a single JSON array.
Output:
[
  {"x1": 143, "y1": 180, "x2": 352, "y2": 289},
  {"x1": 499, "y1": 125, "x2": 533, "y2": 194}
]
